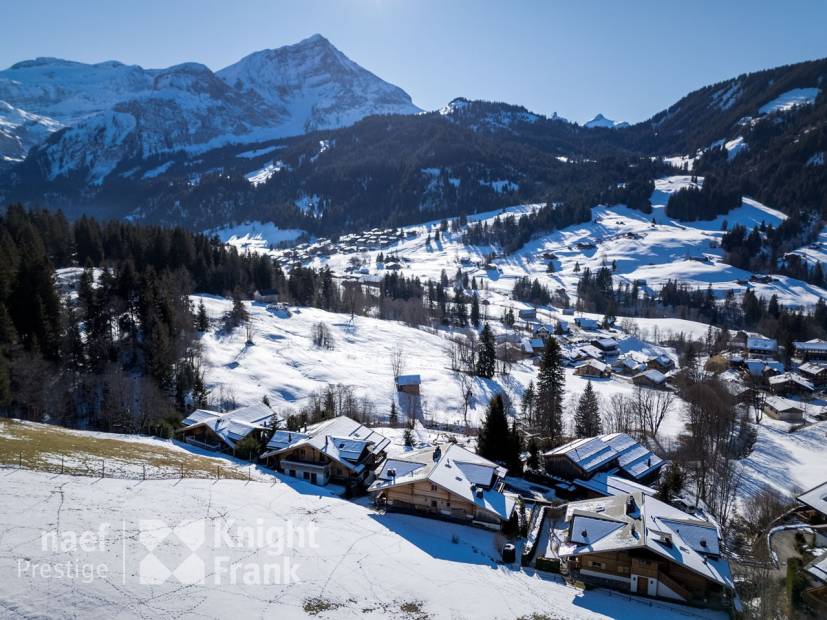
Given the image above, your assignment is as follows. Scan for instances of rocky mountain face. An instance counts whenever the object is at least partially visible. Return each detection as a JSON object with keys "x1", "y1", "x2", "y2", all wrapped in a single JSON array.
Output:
[{"x1": 0, "y1": 35, "x2": 420, "y2": 182}]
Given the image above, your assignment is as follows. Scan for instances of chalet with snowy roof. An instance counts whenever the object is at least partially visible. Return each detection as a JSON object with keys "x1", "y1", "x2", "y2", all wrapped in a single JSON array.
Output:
[
  {"x1": 798, "y1": 362, "x2": 827, "y2": 387},
  {"x1": 368, "y1": 443, "x2": 517, "y2": 529},
  {"x1": 574, "y1": 359, "x2": 611, "y2": 378},
  {"x1": 794, "y1": 339, "x2": 827, "y2": 361},
  {"x1": 615, "y1": 355, "x2": 647, "y2": 376},
  {"x1": 647, "y1": 354, "x2": 675, "y2": 374},
  {"x1": 574, "y1": 317, "x2": 599, "y2": 330},
  {"x1": 591, "y1": 338, "x2": 619, "y2": 356},
  {"x1": 768, "y1": 372, "x2": 814, "y2": 396},
  {"x1": 395, "y1": 374, "x2": 421, "y2": 395},
  {"x1": 570, "y1": 472, "x2": 658, "y2": 500},
  {"x1": 260, "y1": 416, "x2": 389, "y2": 486},
  {"x1": 544, "y1": 433, "x2": 665, "y2": 486},
  {"x1": 176, "y1": 402, "x2": 278, "y2": 453},
  {"x1": 746, "y1": 336, "x2": 778, "y2": 358},
  {"x1": 556, "y1": 493, "x2": 736, "y2": 610},
  {"x1": 762, "y1": 396, "x2": 805, "y2": 422},
  {"x1": 518, "y1": 308, "x2": 537, "y2": 321},
  {"x1": 632, "y1": 369, "x2": 668, "y2": 389},
  {"x1": 797, "y1": 481, "x2": 827, "y2": 523}
]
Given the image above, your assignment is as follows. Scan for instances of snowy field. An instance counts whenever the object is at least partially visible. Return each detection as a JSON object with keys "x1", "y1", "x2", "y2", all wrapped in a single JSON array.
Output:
[
  {"x1": 0, "y1": 468, "x2": 726, "y2": 620},
  {"x1": 195, "y1": 295, "x2": 536, "y2": 428}
]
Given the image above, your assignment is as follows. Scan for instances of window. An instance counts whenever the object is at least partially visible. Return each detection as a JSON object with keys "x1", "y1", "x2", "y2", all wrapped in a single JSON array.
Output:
[
  {"x1": 590, "y1": 561, "x2": 605, "y2": 569},
  {"x1": 618, "y1": 566, "x2": 630, "y2": 574},
  {"x1": 430, "y1": 484, "x2": 437, "y2": 491},
  {"x1": 431, "y1": 500, "x2": 437, "y2": 508}
]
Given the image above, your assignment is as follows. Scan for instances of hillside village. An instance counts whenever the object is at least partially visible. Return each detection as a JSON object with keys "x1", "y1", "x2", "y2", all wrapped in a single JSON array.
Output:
[{"x1": 126, "y1": 176, "x2": 827, "y2": 617}]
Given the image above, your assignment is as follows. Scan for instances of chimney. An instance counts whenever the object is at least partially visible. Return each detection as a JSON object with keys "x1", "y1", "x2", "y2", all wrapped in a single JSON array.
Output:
[
  {"x1": 433, "y1": 445, "x2": 442, "y2": 462},
  {"x1": 626, "y1": 495, "x2": 636, "y2": 515}
]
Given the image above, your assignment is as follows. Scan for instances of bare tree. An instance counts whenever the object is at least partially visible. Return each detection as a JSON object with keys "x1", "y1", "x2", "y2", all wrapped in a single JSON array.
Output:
[
  {"x1": 390, "y1": 343, "x2": 406, "y2": 379},
  {"x1": 311, "y1": 322, "x2": 334, "y2": 349},
  {"x1": 603, "y1": 393, "x2": 635, "y2": 435}
]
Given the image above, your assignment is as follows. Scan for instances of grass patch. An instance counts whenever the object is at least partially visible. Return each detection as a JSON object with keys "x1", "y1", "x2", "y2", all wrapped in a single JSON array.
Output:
[
  {"x1": 0, "y1": 419, "x2": 247, "y2": 480},
  {"x1": 302, "y1": 596, "x2": 342, "y2": 615},
  {"x1": 399, "y1": 600, "x2": 429, "y2": 619}
]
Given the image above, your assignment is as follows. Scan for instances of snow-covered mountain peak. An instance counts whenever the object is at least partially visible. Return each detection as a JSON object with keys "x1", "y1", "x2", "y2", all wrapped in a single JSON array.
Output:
[
  {"x1": 584, "y1": 113, "x2": 629, "y2": 129},
  {"x1": 217, "y1": 35, "x2": 420, "y2": 133}
]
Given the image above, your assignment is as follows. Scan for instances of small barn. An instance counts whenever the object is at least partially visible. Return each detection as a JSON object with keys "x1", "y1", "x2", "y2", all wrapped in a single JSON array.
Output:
[
  {"x1": 574, "y1": 359, "x2": 611, "y2": 378},
  {"x1": 632, "y1": 369, "x2": 668, "y2": 389},
  {"x1": 763, "y1": 396, "x2": 805, "y2": 422},
  {"x1": 395, "y1": 374, "x2": 422, "y2": 395}
]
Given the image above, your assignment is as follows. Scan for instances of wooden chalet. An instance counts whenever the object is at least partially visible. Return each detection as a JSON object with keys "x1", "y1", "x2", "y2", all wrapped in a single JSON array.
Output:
[
  {"x1": 368, "y1": 443, "x2": 516, "y2": 529},
  {"x1": 260, "y1": 416, "x2": 390, "y2": 486},
  {"x1": 544, "y1": 433, "x2": 665, "y2": 486},
  {"x1": 555, "y1": 493, "x2": 736, "y2": 610},
  {"x1": 762, "y1": 396, "x2": 805, "y2": 422},
  {"x1": 574, "y1": 359, "x2": 611, "y2": 378},
  {"x1": 175, "y1": 403, "x2": 278, "y2": 453}
]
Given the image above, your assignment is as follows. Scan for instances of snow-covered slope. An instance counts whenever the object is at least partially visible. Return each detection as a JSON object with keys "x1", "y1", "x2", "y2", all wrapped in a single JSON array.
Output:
[
  {"x1": 584, "y1": 113, "x2": 629, "y2": 129},
  {"x1": 0, "y1": 35, "x2": 420, "y2": 178},
  {"x1": 0, "y1": 468, "x2": 724, "y2": 620}
]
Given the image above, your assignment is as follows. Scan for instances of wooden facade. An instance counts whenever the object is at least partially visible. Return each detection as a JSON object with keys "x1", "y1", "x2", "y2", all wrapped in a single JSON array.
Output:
[
  {"x1": 378, "y1": 479, "x2": 501, "y2": 526},
  {"x1": 568, "y1": 548, "x2": 729, "y2": 609},
  {"x1": 263, "y1": 443, "x2": 379, "y2": 486}
]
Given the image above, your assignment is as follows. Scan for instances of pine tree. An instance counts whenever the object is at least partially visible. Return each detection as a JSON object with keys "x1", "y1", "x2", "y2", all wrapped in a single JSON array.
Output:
[
  {"x1": 476, "y1": 322, "x2": 496, "y2": 378},
  {"x1": 470, "y1": 293, "x2": 480, "y2": 328},
  {"x1": 477, "y1": 394, "x2": 511, "y2": 465},
  {"x1": 574, "y1": 381, "x2": 601, "y2": 438},
  {"x1": 521, "y1": 381, "x2": 536, "y2": 428},
  {"x1": 536, "y1": 338, "x2": 565, "y2": 440},
  {"x1": 508, "y1": 420, "x2": 523, "y2": 474},
  {"x1": 390, "y1": 400, "x2": 399, "y2": 426},
  {"x1": 526, "y1": 438, "x2": 540, "y2": 470},
  {"x1": 196, "y1": 300, "x2": 209, "y2": 332}
]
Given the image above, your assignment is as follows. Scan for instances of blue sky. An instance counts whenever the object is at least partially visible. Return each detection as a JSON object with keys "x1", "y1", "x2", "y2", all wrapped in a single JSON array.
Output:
[{"x1": 2, "y1": 0, "x2": 826, "y2": 123}]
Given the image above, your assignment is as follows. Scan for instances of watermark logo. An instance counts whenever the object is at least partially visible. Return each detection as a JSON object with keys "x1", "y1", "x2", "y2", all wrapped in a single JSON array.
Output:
[
  {"x1": 137, "y1": 519, "x2": 206, "y2": 585},
  {"x1": 20, "y1": 518, "x2": 318, "y2": 587}
]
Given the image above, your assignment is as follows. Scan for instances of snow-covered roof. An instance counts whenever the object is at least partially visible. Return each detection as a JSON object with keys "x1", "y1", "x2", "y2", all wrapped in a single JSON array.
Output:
[
  {"x1": 797, "y1": 480, "x2": 827, "y2": 517},
  {"x1": 571, "y1": 472, "x2": 658, "y2": 498},
  {"x1": 574, "y1": 359, "x2": 610, "y2": 372},
  {"x1": 180, "y1": 402, "x2": 278, "y2": 447},
  {"x1": 746, "y1": 337, "x2": 777, "y2": 351},
  {"x1": 768, "y1": 372, "x2": 814, "y2": 391},
  {"x1": 369, "y1": 443, "x2": 516, "y2": 521},
  {"x1": 395, "y1": 374, "x2": 421, "y2": 386},
  {"x1": 544, "y1": 433, "x2": 664, "y2": 481},
  {"x1": 799, "y1": 362, "x2": 827, "y2": 376},
  {"x1": 764, "y1": 395, "x2": 804, "y2": 413},
  {"x1": 261, "y1": 416, "x2": 390, "y2": 471},
  {"x1": 806, "y1": 555, "x2": 827, "y2": 583},
  {"x1": 182, "y1": 408, "x2": 221, "y2": 427},
  {"x1": 558, "y1": 493, "x2": 734, "y2": 590},
  {"x1": 634, "y1": 369, "x2": 667, "y2": 384},
  {"x1": 794, "y1": 339, "x2": 827, "y2": 352}
]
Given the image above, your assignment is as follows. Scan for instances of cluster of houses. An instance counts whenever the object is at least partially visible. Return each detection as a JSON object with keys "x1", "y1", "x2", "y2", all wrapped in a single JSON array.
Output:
[
  {"x1": 274, "y1": 227, "x2": 413, "y2": 267},
  {"x1": 726, "y1": 335, "x2": 827, "y2": 423},
  {"x1": 176, "y1": 403, "x2": 736, "y2": 611},
  {"x1": 534, "y1": 433, "x2": 738, "y2": 611},
  {"x1": 501, "y1": 316, "x2": 677, "y2": 390}
]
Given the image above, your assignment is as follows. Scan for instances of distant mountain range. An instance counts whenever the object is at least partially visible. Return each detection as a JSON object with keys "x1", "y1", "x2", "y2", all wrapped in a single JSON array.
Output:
[{"x1": 0, "y1": 37, "x2": 825, "y2": 235}]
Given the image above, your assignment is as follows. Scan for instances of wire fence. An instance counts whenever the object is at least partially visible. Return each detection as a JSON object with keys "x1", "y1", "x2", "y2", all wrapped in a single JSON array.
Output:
[{"x1": 0, "y1": 451, "x2": 274, "y2": 483}]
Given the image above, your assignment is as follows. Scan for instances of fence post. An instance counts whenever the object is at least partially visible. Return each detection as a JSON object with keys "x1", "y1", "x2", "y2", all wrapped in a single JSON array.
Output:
[
  {"x1": 142, "y1": 464, "x2": 146, "y2": 480},
  {"x1": 248, "y1": 465, "x2": 251, "y2": 481},
  {"x1": 18, "y1": 452, "x2": 22, "y2": 469},
  {"x1": 180, "y1": 464, "x2": 184, "y2": 479},
  {"x1": 216, "y1": 465, "x2": 220, "y2": 480},
  {"x1": 61, "y1": 456, "x2": 64, "y2": 474},
  {"x1": 101, "y1": 460, "x2": 105, "y2": 478}
]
